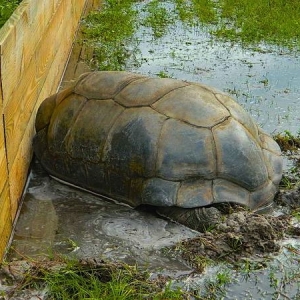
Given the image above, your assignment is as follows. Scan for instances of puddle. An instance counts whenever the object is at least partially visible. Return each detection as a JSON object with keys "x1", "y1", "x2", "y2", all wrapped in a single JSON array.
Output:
[{"x1": 9, "y1": 160, "x2": 197, "y2": 278}]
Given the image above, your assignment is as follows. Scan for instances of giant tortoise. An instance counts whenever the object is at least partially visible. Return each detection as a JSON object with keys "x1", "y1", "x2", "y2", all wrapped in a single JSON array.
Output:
[{"x1": 33, "y1": 71, "x2": 283, "y2": 231}]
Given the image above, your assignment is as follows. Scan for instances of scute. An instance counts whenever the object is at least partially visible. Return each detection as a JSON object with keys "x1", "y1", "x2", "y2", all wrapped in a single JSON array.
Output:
[
  {"x1": 141, "y1": 178, "x2": 179, "y2": 206},
  {"x1": 47, "y1": 94, "x2": 87, "y2": 154},
  {"x1": 215, "y1": 93, "x2": 259, "y2": 140},
  {"x1": 75, "y1": 71, "x2": 144, "y2": 99},
  {"x1": 156, "y1": 119, "x2": 216, "y2": 180},
  {"x1": 177, "y1": 179, "x2": 213, "y2": 208},
  {"x1": 102, "y1": 107, "x2": 167, "y2": 178},
  {"x1": 67, "y1": 100, "x2": 124, "y2": 163},
  {"x1": 250, "y1": 180, "x2": 277, "y2": 210},
  {"x1": 213, "y1": 118, "x2": 269, "y2": 190},
  {"x1": 152, "y1": 85, "x2": 230, "y2": 127},
  {"x1": 114, "y1": 77, "x2": 188, "y2": 107},
  {"x1": 213, "y1": 179, "x2": 250, "y2": 207},
  {"x1": 259, "y1": 130, "x2": 282, "y2": 155},
  {"x1": 262, "y1": 150, "x2": 283, "y2": 185}
]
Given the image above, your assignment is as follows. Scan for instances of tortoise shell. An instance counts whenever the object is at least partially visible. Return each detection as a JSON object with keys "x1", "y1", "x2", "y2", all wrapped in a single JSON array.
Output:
[{"x1": 33, "y1": 71, "x2": 283, "y2": 210}]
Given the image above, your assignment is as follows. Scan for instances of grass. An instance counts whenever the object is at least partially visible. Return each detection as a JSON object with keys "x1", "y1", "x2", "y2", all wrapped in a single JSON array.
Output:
[
  {"x1": 273, "y1": 130, "x2": 300, "y2": 153},
  {"x1": 0, "y1": 0, "x2": 22, "y2": 27},
  {"x1": 82, "y1": 0, "x2": 300, "y2": 71},
  {"x1": 5, "y1": 257, "x2": 191, "y2": 299},
  {"x1": 174, "y1": 0, "x2": 300, "y2": 50},
  {"x1": 142, "y1": 0, "x2": 175, "y2": 39},
  {"x1": 213, "y1": 0, "x2": 300, "y2": 49},
  {"x1": 81, "y1": 0, "x2": 138, "y2": 70},
  {"x1": 273, "y1": 130, "x2": 300, "y2": 190}
]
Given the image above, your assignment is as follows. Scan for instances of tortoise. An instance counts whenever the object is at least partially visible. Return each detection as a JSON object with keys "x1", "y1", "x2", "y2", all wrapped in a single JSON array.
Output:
[{"x1": 33, "y1": 71, "x2": 283, "y2": 231}]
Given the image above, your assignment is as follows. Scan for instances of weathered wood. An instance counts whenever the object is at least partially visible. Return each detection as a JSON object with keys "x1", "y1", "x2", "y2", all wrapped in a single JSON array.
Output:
[
  {"x1": 0, "y1": 97, "x2": 11, "y2": 259},
  {"x1": 0, "y1": 101, "x2": 8, "y2": 193},
  {"x1": 4, "y1": 0, "x2": 83, "y2": 167},
  {"x1": 0, "y1": 182, "x2": 12, "y2": 260},
  {"x1": 0, "y1": 0, "x2": 89, "y2": 261}
]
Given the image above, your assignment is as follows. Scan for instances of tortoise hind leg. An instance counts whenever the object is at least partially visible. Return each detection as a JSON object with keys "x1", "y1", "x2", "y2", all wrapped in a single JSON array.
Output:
[{"x1": 156, "y1": 206, "x2": 222, "y2": 232}]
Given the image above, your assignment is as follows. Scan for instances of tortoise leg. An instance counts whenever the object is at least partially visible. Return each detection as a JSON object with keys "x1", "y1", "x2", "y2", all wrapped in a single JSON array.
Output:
[{"x1": 156, "y1": 206, "x2": 222, "y2": 232}]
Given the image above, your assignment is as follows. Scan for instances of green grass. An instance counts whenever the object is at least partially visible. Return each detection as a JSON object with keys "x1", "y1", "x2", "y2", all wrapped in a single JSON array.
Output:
[
  {"x1": 273, "y1": 130, "x2": 300, "y2": 152},
  {"x1": 213, "y1": 0, "x2": 300, "y2": 48},
  {"x1": 82, "y1": 0, "x2": 300, "y2": 72},
  {"x1": 13, "y1": 258, "x2": 190, "y2": 299},
  {"x1": 142, "y1": 0, "x2": 175, "y2": 39},
  {"x1": 173, "y1": 0, "x2": 300, "y2": 50},
  {"x1": 0, "y1": 0, "x2": 22, "y2": 27},
  {"x1": 82, "y1": 0, "x2": 138, "y2": 70}
]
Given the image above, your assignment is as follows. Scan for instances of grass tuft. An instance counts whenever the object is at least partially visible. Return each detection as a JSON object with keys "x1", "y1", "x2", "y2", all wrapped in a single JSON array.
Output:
[{"x1": 3, "y1": 257, "x2": 191, "y2": 299}]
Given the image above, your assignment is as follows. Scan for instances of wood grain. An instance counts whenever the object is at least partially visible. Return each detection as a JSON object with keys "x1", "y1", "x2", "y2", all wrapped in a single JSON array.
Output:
[
  {"x1": 0, "y1": 182, "x2": 12, "y2": 260},
  {"x1": 0, "y1": 0, "x2": 88, "y2": 260}
]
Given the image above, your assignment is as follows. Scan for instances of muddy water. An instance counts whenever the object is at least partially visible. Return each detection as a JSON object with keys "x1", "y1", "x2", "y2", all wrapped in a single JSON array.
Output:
[
  {"x1": 7, "y1": 1, "x2": 300, "y2": 298},
  {"x1": 9, "y1": 160, "x2": 197, "y2": 278}
]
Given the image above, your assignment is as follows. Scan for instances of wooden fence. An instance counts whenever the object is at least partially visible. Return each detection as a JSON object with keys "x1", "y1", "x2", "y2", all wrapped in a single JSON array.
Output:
[{"x1": 0, "y1": 0, "x2": 90, "y2": 260}]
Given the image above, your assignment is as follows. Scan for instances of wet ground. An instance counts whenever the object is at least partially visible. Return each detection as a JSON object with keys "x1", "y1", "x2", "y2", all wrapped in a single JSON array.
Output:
[
  {"x1": 9, "y1": 160, "x2": 197, "y2": 275},
  {"x1": 2, "y1": 1, "x2": 300, "y2": 299},
  {"x1": 4, "y1": 160, "x2": 300, "y2": 299}
]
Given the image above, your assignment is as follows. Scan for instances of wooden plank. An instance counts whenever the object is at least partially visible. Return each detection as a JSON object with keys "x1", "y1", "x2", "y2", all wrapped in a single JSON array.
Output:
[
  {"x1": 4, "y1": 0, "x2": 86, "y2": 170},
  {"x1": 0, "y1": 1, "x2": 32, "y2": 107},
  {"x1": 6, "y1": 0, "x2": 87, "y2": 213},
  {"x1": 0, "y1": 0, "x2": 64, "y2": 108},
  {"x1": 0, "y1": 182, "x2": 12, "y2": 260},
  {"x1": 0, "y1": 0, "x2": 88, "y2": 260},
  {"x1": 8, "y1": 114, "x2": 34, "y2": 220},
  {"x1": 3, "y1": 58, "x2": 38, "y2": 167},
  {"x1": 0, "y1": 110, "x2": 8, "y2": 193}
]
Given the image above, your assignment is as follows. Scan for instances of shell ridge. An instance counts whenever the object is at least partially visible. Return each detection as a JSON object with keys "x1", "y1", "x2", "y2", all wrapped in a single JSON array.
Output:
[
  {"x1": 151, "y1": 108, "x2": 215, "y2": 129},
  {"x1": 100, "y1": 107, "x2": 126, "y2": 163},
  {"x1": 215, "y1": 93, "x2": 261, "y2": 143},
  {"x1": 63, "y1": 99, "x2": 88, "y2": 155},
  {"x1": 210, "y1": 128, "x2": 219, "y2": 177},
  {"x1": 154, "y1": 118, "x2": 169, "y2": 176},
  {"x1": 230, "y1": 116, "x2": 261, "y2": 144},
  {"x1": 150, "y1": 83, "x2": 190, "y2": 106},
  {"x1": 213, "y1": 92, "x2": 232, "y2": 116},
  {"x1": 113, "y1": 75, "x2": 147, "y2": 101}
]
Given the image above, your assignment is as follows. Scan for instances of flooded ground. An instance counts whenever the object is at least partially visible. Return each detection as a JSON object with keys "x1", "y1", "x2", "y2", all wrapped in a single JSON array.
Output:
[
  {"x1": 3, "y1": 0, "x2": 300, "y2": 299},
  {"x1": 131, "y1": 26, "x2": 300, "y2": 135},
  {"x1": 9, "y1": 160, "x2": 197, "y2": 276},
  {"x1": 132, "y1": 2, "x2": 300, "y2": 135},
  {"x1": 84, "y1": 0, "x2": 300, "y2": 135}
]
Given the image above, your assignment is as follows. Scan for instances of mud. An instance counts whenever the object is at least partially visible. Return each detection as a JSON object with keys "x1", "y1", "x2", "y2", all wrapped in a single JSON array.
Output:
[{"x1": 175, "y1": 209, "x2": 295, "y2": 272}]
